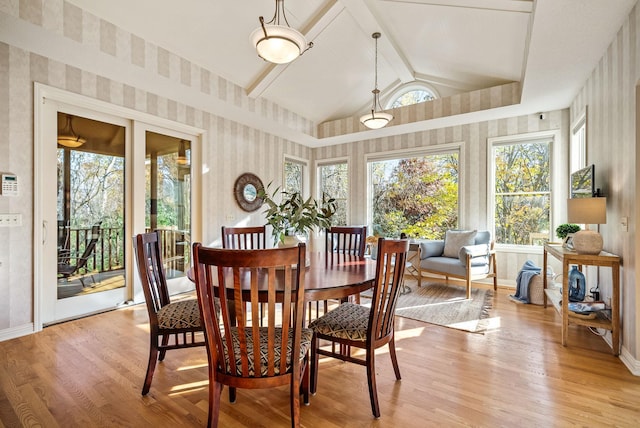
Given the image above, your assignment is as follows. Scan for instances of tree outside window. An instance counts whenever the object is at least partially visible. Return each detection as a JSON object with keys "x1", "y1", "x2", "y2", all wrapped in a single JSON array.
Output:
[
  {"x1": 370, "y1": 152, "x2": 458, "y2": 239},
  {"x1": 493, "y1": 141, "x2": 551, "y2": 245},
  {"x1": 389, "y1": 89, "x2": 435, "y2": 108},
  {"x1": 284, "y1": 159, "x2": 304, "y2": 195},
  {"x1": 318, "y1": 162, "x2": 348, "y2": 226}
]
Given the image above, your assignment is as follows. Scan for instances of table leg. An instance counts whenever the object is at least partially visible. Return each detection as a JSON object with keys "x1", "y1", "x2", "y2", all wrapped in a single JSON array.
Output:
[
  {"x1": 612, "y1": 261, "x2": 620, "y2": 356},
  {"x1": 562, "y1": 259, "x2": 569, "y2": 346},
  {"x1": 543, "y1": 249, "x2": 548, "y2": 308}
]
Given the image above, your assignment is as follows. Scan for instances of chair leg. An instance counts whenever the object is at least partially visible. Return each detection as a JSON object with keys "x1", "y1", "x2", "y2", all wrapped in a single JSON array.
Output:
[
  {"x1": 388, "y1": 335, "x2": 401, "y2": 380},
  {"x1": 229, "y1": 387, "x2": 236, "y2": 403},
  {"x1": 290, "y1": 373, "x2": 301, "y2": 428},
  {"x1": 207, "y1": 380, "x2": 223, "y2": 428},
  {"x1": 158, "y1": 335, "x2": 169, "y2": 361},
  {"x1": 466, "y1": 277, "x2": 471, "y2": 299},
  {"x1": 142, "y1": 340, "x2": 159, "y2": 395},
  {"x1": 301, "y1": 354, "x2": 310, "y2": 405},
  {"x1": 310, "y1": 335, "x2": 319, "y2": 394},
  {"x1": 366, "y1": 350, "x2": 380, "y2": 418}
]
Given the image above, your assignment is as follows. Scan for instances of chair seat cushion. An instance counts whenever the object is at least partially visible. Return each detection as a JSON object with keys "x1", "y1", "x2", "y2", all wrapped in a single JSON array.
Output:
[
  {"x1": 158, "y1": 299, "x2": 201, "y2": 329},
  {"x1": 308, "y1": 302, "x2": 369, "y2": 341},
  {"x1": 421, "y1": 256, "x2": 490, "y2": 277},
  {"x1": 223, "y1": 327, "x2": 313, "y2": 377}
]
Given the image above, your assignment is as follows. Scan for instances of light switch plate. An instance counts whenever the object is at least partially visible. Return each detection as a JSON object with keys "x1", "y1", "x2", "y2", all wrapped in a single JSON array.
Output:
[{"x1": 620, "y1": 216, "x2": 628, "y2": 232}]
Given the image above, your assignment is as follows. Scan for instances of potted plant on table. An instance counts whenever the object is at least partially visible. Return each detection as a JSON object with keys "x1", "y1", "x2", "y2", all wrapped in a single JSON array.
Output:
[{"x1": 259, "y1": 184, "x2": 337, "y2": 247}]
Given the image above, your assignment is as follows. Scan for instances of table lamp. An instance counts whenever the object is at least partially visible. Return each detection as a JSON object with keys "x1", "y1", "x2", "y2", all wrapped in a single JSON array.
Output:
[{"x1": 567, "y1": 197, "x2": 607, "y2": 254}]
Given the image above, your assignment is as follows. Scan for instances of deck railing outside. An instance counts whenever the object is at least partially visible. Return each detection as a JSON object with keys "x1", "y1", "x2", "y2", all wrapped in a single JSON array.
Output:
[{"x1": 59, "y1": 225, "x2": 190, "y2": 276}]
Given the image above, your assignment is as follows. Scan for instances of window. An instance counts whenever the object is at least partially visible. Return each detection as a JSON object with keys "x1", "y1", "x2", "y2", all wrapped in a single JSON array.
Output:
[
  {"x1": 386, "y1": 83, "x2": 437, "y2": 109},
  {"x1": 491, "y1": 138, "x2": 551, "y2": 246},
  {"x1": 318, "y1": 161, "x2": 348, "y2": 226},
  {"x1": 571, "y1": 109, "x2": 587, "y2": 174},
  {"x1": 368, "y1": 149, "x2": 459, "y2": 239},
  {"x1": 284, "y1": 158, "x2": 305, "y2": 195}
]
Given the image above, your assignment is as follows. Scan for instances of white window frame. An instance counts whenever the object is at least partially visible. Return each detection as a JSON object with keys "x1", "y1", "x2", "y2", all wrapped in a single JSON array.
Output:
[
  {"x1": 384, "y1": 82, "x2": 439, "y2": 109},
  {"x1": 365, "y1": 142, "x2": 464, "y2": 236},
  {"x1": 571, "y1": 107, "x2": 587, "y2": 175},
  {"x1": 283, "y1": 155, "x2": 309, "y2": 198},
  {"x1": 316, "y1": 157, "x2": 350, "y2": 225},
  {"x1": 487, "y1": 130, "x2": 561, "y2": 252}
]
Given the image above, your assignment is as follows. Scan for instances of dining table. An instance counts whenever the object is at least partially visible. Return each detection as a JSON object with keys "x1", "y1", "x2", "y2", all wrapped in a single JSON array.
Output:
[{"x1": 187, "y1": 250, "x2": 378, "y2": 303}]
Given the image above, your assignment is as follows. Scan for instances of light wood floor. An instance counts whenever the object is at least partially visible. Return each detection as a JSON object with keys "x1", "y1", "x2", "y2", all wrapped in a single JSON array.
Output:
[{"x1": 1, "y1": 282, "x2": 639, "y2": 427}]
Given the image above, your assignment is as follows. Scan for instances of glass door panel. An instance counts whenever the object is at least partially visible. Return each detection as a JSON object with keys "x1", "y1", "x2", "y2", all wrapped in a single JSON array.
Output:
[
  {"x1": 145, "y1": 131, "x2": 191, "y2": 280},
  {"x1": 56, "y1": 113, "x2": 127, "y2": 300}
]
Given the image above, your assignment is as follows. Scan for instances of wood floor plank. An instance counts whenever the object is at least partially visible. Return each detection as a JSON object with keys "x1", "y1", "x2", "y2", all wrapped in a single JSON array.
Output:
[{"x1": 1, "y1": 282, "x2": 640, "y2": 427}]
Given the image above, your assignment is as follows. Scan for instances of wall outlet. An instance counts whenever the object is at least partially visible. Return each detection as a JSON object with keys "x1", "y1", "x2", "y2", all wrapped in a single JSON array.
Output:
[{"x1": 0, "y1": 213, "x2": 22, "y2": 227}]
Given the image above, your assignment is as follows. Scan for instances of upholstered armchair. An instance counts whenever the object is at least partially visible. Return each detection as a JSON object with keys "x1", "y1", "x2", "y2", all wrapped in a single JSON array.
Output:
[{"x1": 411, "y1": 230, "x2": 497, "y2": 299}]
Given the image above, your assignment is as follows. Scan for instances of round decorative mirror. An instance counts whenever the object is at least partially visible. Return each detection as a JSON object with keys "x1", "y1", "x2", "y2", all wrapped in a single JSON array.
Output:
[{"x1": 234, "y1": 173, "x2": 265, "y2": 212}]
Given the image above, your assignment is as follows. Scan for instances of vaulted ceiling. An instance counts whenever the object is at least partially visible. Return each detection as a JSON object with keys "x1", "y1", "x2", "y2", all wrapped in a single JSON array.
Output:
[{"x1": 66, "y1": 0, "x2": 636, "y2": 146}]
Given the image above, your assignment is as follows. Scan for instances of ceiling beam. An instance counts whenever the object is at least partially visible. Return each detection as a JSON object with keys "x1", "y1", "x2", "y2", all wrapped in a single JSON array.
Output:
[
  {"x1": 381, "y1": 0, "x2": 534, "y2": 14},
  {"x1": 343, "y1": 0, "x2": 415, "y2": 83},
  {"x1": 246, "y1": 0, "x2": 344, "y2": 99}
]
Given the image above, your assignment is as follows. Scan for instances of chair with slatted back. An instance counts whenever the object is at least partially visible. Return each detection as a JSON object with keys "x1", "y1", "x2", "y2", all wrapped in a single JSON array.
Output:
[
  {"x1": 309, "y1": 237, "x2": 410, "y2": 418},
  {"x1": 320, "y1": 225, "x2": 367, "y2": 310},
  {"x1": 325, "y1": 225, "x2": 367, "y2": 258},
  {"x1": 192, "y1": 242, "x2": 311, "y2": 428},
  {"x1": 133, "y1": 231, "x2": 205, "y2": 395},
  {"x1": 221, "y1": 225, "x2": 266, "y2": 250}
]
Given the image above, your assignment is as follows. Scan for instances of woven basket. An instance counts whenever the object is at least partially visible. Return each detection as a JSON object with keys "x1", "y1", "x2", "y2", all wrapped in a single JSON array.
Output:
[{"x1": 528, "y1": 274, "x2": 545, "y2": 305}]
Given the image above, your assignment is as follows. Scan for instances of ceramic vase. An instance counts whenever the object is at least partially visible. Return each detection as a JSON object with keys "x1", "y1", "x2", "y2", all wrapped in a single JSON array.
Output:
[{"x1": 568, "y1": 265, "x2": 586, "y2": 302}]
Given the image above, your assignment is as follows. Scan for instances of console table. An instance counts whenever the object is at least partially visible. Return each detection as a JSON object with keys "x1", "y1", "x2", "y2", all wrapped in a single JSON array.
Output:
[{"x1": 543, "y1": 243, "x2": 621, "y2": 356}]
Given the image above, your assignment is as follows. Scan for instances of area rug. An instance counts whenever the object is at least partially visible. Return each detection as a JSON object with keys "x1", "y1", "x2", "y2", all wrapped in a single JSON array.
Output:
[{"x1": 363, "y1": 280, "x2": 494, "y2": 333}]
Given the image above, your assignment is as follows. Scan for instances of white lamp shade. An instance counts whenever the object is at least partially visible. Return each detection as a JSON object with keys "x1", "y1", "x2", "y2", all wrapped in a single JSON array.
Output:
[
  {"x1": 251, "y1": 24, "x2": 306, "y2": 64},
  {"x1": 360, "y1": 111, "x2": 393, "y2": 129},
  {"x1": 567, "y1": 197, "x2": 607, "y2": 225}
]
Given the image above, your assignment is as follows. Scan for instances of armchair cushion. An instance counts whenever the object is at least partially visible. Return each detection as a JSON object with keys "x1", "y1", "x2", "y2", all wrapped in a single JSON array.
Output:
[
  {"x1": 443, "y1": 230, "x2": 477, "y2": 258},
  {"x1": 418, "y1": 240, "x2": 444, "y2": 259},
  {"x1": 458, "y1": 243, "x2": 491, "y2": 264}
]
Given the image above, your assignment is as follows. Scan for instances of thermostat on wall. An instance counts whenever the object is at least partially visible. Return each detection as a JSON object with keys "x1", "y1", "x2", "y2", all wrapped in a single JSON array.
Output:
[{"x1": 1, "y1": 173, "x2": 18, "y2": 196}]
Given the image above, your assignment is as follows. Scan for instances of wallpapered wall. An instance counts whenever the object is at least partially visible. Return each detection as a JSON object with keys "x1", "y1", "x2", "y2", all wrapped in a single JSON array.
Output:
[
  {"x1": 569, "y1": 2, "x2": 639, "y2": 358},
  {"x1": 0, "y1": 1, "x2": 311, "y2": 334}
]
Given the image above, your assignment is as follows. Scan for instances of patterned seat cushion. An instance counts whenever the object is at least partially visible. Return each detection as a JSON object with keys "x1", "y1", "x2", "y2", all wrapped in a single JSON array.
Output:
[
  {"x1": 158, "y1": 299, "x2": 201, "y2": 329},
  {"x1": 308, "y1": 302, "x2": 369, "y2": 341},
  {"x1": 221, "y1": 327, "x2": 313, "y2": 377}
]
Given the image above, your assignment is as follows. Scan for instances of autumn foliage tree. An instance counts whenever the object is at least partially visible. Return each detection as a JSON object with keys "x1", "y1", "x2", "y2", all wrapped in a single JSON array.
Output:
[{"x1": 372, "y1": 154, "x2": 458, "y2": 239}]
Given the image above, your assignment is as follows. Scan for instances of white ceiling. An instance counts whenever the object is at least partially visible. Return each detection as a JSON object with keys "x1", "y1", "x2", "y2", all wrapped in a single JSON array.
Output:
[{"x1": 66, "y1": 0, "x2": 636, "y2": 142}]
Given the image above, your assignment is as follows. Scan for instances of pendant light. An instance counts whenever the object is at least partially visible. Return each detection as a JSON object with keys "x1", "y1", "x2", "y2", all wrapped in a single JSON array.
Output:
[
  {"x1": 360, "y1": 32, "x2": 393, "y2": 130},
  {"x1": 250, "y1": 0, "x2": 313, "y2": 64},
  {"x1": 177, "y1": 140, "x2": 189, "y2": 166},
  {"x1": 58, "y1": 114, "x2": 86, "y2": 148}
]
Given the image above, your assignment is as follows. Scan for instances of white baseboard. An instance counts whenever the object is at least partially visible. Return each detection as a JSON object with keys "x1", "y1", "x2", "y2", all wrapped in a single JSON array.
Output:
[{"x1": 0, "y1": 323, "x2": 35, "y2": 342}]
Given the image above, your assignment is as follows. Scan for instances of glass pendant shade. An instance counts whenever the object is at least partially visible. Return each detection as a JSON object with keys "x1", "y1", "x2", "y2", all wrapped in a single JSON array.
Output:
[
  {"x1": 251, "y1": 0, "x2": 312, "y2": 64},
  {"x1": 58, "y1": 115, "x2": 86, "y2": 148},
  {"x1": 251, "y1": 24, "x2": 306, "y2": 64},
  {"x1": 360, "y1": 111, "x2": 394, "y2": 129}
]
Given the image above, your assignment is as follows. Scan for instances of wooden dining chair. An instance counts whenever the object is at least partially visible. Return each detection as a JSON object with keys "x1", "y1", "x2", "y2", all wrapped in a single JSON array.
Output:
[
  {"x1": 309, "y1": 237, "x2": 410, "y2": 418},
  {"x1": 133, "y1": 231, "x2": 205, "y2": 395},
  {"x1": 325, "y1": 225, "x2": 367, "y2": 257},
  {"x1": 321, "y1": 225, "x2": 368, "y2": 309},
  {"x1": 221, "y1": 225, "x2": 266, "y2": 250},
  {"x1": 192, "y1": 242, "x2": 311, "y2": 428}
]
